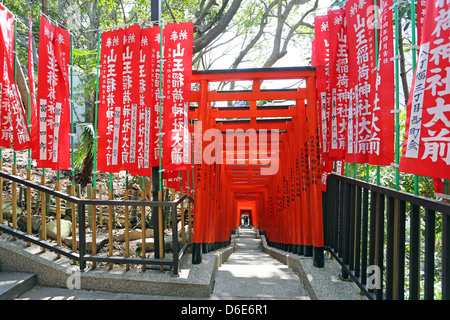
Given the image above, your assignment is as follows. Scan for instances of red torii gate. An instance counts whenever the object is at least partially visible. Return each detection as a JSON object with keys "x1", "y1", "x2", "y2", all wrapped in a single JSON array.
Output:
[{"x1": 188, "y1": 67, "x2": 324, "y2": 267}]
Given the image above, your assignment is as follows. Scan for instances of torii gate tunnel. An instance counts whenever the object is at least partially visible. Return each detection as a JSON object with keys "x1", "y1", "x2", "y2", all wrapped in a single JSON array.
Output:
[{"x1": 188, "y1": 67, "x2": 324, "y2": 267}]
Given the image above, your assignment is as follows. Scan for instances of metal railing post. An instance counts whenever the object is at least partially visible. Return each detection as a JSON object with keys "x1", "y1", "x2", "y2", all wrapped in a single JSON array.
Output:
[
  {"x1": 78, "y1": 203, "x2": 87, "y2": 271},
  {"x1": 172, "y1": 203, "x2": 179, "y2": 276},
  {"x1": 443, "y1": 212, "x2": 449, "y2": 300}
]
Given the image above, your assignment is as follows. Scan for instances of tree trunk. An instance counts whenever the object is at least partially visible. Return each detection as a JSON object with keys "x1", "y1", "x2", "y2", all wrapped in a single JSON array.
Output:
[
  {"x1": 15, "y1": 57, "x2": 30, "y2": 116},
  {"x1": 76, "y1": 151, "x2": 94, "y2": 185},
  {"x1": 42, "y1": 0, "x2": 49, "y2": 15}
]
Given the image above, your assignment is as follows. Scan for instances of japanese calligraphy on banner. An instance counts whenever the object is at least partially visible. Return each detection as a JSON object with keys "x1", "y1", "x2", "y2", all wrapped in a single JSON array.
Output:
[
  {"x1": 328, "y1": 8, "x2": 348, "y2": 161},
  {"x1": 0, "y1": 5, "x2": 14, "y2": 148},
  {"x1": 313, "y1": 15, "x2": 330, "y2": 158},
  {"x1": 128, "y1": 26, "x2": 158, "y2": 177},
  {"x1": 399, "y1": 1, "x2": 450, "y2": 180},
  {"x1": 151, "y1": 25, "x2": 163, "y2": 169},
  {"x1": 345, "y1": 0, "x2": 377, "y2": 164},
  {"x1": 97, "y1": 28, "x2": 125, "y2": 173},
  {"x1": 10, "y1": 83, "x2": 31, "y2": 150},
  {"x1": 371, "y1": 0, "x2": 394, "y2": 166},
  {"x1": 120, "y1": 25, "x2": 141, "y2": 172},
  {"x1": 314, "y1": 15, "x2": 330, "y2": 66},
  {"x1": 162, "y1": 22, "x2": 193, "y2": 171},
  {"x1": 34, "y1": 16, "x2": 71, "y2": 169},
  {"x1": 97, "y1": 22, "x2": 193, "y2": 175}
]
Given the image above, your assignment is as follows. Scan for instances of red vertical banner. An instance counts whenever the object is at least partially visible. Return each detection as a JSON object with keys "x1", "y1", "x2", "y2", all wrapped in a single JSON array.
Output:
[
  {"x1": 345, "y1": 0, "x2": 376, "y2": 164},
  {"x1": 399, "y1": 1, "x2": 450, "y2": 180},
  {"x1": 119, "y1": 25, "x2": 141, "y2": 172},
  {"x1": 328, "y1": 9, "x2": 349, "y2": 161},
  {"x1": 314, "y1": 14, "x2": 333, "y2": 191},
  {"x1": 162, "y1": 22, "x2": 193, "y2": 171},
  {"x1": 370, "y1": 0, "x2": 394, "y2": 166},
  {"x1": 433, "y1": 178, "x2": 449, "y2": 198},
  {"x1": 0, "y1": 5, "x2": 14, "y2": 148},
  {"x1": 129, "y1": 26, "x2": 155, "y2": 177},
  {"x1": 52, "y1": 25, "x2": 71, "y2": 170},
  {"x1": 164, "y1": 170, "x2": 181, "y2": 191},
  {"x1": 35, "y1": 16, "x2": 52, "y2": 164},
  {"x1": 97, "y1": 28, "x2": 124, "y2": 173},
  {"x1": 180, "y1": 169, "x2": 189, "y2": 192},
  {"x1": 314, "y1": 15, "x2": 330, "y2": 156},
  {"x1": 9, "y1": 83, "x2": 32, "y2": 151},
  {"x1": 417, "y1": 0, "x2": 427, "y2": 46},
  {"x1": 35, "y1": 16, "x2": 70, "y2": 168},
  {"x1": 0, "y1": 7, "x2": 32, "y2": 151},
  {"x1": 28, "y1": 15, "x2": 38, "y2": 155},
  {"x1": 152, "y1": 25, "x2": 163, "y2": 168}
]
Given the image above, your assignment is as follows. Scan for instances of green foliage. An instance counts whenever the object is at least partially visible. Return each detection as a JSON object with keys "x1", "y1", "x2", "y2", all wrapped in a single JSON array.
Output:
[{"x1": 73, "y1": 122, "x2": 94, "y2": 172}]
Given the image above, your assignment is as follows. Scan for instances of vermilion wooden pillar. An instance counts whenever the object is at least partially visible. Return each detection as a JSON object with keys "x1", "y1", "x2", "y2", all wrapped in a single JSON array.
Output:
[
  {"x1": 293, "y1": 106, "x2": 313, "y2": 255},
  {"x1": 192, "y1": 79, "x2": 209, "y2": 264},
  {"x1": 306, "y1": 75, "x2": 324, "y2": 267}
]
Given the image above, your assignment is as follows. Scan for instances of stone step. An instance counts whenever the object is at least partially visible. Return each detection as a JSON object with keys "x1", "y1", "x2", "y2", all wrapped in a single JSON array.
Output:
[{"x1": 0, "y1": 272, "x2": 37, "y2": 300}]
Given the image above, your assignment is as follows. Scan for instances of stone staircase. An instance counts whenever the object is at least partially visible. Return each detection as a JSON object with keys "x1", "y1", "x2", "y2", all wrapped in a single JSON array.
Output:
[{"x1": 0, "y1": 272, "x2": 37, "y2": 300}]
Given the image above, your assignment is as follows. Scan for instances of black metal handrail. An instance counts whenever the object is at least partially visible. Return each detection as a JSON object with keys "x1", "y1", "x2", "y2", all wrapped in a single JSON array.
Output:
[
  {"x1": 0, "y1": 170, "x2": 194, "y2": 275},
  {"x1": 323, "y1": 173, "x2": 449, "y2": 300}
]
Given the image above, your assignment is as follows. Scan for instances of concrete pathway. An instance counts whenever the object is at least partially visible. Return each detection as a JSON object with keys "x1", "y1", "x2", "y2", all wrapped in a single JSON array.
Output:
[
  {"x1": 210, "y1": 227, "x2": 309, "y2": 300},
  {"x1": 13, "y1": 227, "x2": 309, "y2": 300}
]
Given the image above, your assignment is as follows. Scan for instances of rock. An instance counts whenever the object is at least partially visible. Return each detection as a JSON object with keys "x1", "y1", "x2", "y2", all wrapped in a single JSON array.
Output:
[
  {"x1": 42, "y1": 219, "x2": 72, "y2": 240},
  {"x1": 115, "y1": 228, "x2": 154, "y2": 242},
  {"x1": 178, "y1": 224, "x2": 190, "y2": 240},
  {"x1": 136, "y1": 235, "x2": 182, "y2": 252},
  {"x1": 2, "y1": 199, "x2": 23, "y2": 220},
  {"x1": 17, "y1": 215, "x2": 42, "y2": 233},
  {"x1": 63, "y1": 233, "x2": 109, "y2": 253}
]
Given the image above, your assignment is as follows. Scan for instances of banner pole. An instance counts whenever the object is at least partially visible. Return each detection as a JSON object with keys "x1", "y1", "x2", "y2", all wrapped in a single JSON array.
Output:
[
  {"x1": 69, "y1": 33, "x2": 75, "y2": 189},
  {"x1": 12, "y1": 19, "x2": 18, "y2": 238},
  {"x1": 394, "y1": 0, "x2": 400, "y2": 190},
  {"x1": 158, "y1": 21, "x2": 164, "y2": 192},
  {"x1": 27, "y1": 13, "x2": 33, "y2": 244},
  {"x1": 191, "y1": 128, "x2": 195, "y2": 198},
  {"x1": 374, "y1": 0, "x2": 381, "y2": 185},
  {"x1": 68, "y1": 30, "x2": 78, "y2": 257},
  {"x1": 93, "y1": 31, "x2": 101, "y2": 190},
  {"x1": 187, "y1": 169, "x2": 190, "y2": 194},
  {"x1": 150, "y1": 0, "x2": 164, "y2": 264},
  {"x1": 410, "y1": 0, "x2": 420, "y2": 195},
  {"x1": 91, "y1": 30, "x2": 102, "y2": 267},
  {"x1": 13, "y1": 19, "x2": 17, "y2": 166},
  {"x1": 157, "y1": 19, "x2": 165, "y2": 271}
]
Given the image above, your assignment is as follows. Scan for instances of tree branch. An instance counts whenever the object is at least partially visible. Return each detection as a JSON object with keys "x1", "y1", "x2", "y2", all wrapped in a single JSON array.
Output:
[
  {"x1": 119, "y1": 0, "x2": 127, "y2": 24},
  {"x1": 198, "y1": 0, "x2": 229, "y2": 36},
  {"x1": 195, "y1": 0, "x2": 218, "y2": 31},
  {"x1": 193, "y1": 0, "x2": 243, "y2": 54},
  {"x1": 231, "y1": 0, "x2": 277, "y2": 69},
  {"x1": 282, "y1": 0, "x2": 318, "y2": 53},
  {"x1": 397, "y1": 19, "x2": 410, "y2": 107},
  {"x1": 164, "y1": 0, "x2": 177, "y2": 23},
  {"x1": 263, "y1": 0, "x2": 316, "y2": 68}
]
